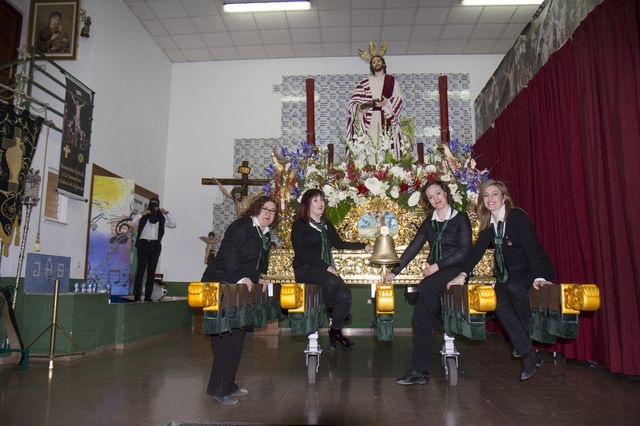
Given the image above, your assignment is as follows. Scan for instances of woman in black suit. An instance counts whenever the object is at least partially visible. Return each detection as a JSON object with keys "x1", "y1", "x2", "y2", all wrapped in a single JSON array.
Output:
[
  {"x1": 387, "y1": 180, "x2": 472, "y2": 385},
  {"x1": 291, "y1": 188, "x2": 371, "y2": 348},
  {"x1": 201, "y1": 195, "x2": 279, "y2": 405},
  {"x1": 448, "y1": 179, "x2": 554, "y2": 381}
]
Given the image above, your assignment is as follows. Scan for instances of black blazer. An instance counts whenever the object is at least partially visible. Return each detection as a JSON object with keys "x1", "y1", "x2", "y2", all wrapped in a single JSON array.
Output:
[
  {"x1": 202, "y1": 216, "x2": 269, "y2": 284},
  {"x1": 291, "y1": 218, "x2": 366, "y2": 270},
  {"x1": 391, "y1": 211, "x2": 472, "y2": 275},
  {"x1": 462, "y1": 208, "x2": 554, "y2": 282}
]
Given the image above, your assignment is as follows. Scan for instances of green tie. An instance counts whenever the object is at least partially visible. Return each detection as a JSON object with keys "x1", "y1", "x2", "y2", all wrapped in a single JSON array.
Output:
[
  {"x1": 255, "y1": 227, "x2": 270, "y2": 274},
  {"x1": 311, "y1": 219, "x2": 334, "y2": 268},
  {"x1": 427, "y1": 219, "x2": 449, "y2": 264},
  {"x1": 491, "y1": 221, "x2": 509, "y2": 283}
]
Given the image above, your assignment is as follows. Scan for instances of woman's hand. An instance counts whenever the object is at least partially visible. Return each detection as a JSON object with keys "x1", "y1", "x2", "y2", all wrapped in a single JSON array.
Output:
[
  {"x1": 327, "y1": 266, "x2": 339, "y2": 276},
  {"x1": 446, "y1": 273, "x2": 466, "y2": 290},
  {"x1": 532, "y1": 279, "x2": 552, "y2": 290},
  {"x1": 258, "y1": 278, "x2": 269, "y2": 293},
  {"x1": 423, "y1": 263, "x2": 439, "y2": 277},
  {"x1": 239, "y1": 277, "x2": 254, "y2": 292}
]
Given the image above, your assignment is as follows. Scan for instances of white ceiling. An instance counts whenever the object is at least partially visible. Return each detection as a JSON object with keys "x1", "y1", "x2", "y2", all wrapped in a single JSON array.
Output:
[{"x1": 124, "y1": 0, "x2": 540, "y2": 62}]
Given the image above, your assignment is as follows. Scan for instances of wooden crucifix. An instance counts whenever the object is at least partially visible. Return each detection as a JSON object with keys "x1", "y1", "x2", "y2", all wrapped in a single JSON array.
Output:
[{"x1": 202, "y1": 160, "x2": 269, "y2": 217}]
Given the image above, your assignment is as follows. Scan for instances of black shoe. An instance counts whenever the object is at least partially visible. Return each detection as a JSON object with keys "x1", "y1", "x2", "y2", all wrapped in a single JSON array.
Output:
[
  {"x1": 396, "y1": 370, "x2": 429, "y2": 385},
  {"x1": 230, "y1": 386, "x2": 248, "y2": 397},
  {"x1": 520, "y1": 352, "x2": 537, "y2": 381},
  {"x1": 211, "y1": 395, "x2": 238, "y2": 405},
  {"x1": 133, "y1": 298, "x2": 141, "y2": 302},
  {"x1": 534, "y1": 351, "x2": 543, "y2": 368},
  {"x1": 144, "y1": 298, "x2": 153, "y2": 302},
  {"x1": 514, "y1": 349, "x2": 543, "y2": 368},
  {"x1": 329, "y1": 329, "x2": 354, "y2": 348}
]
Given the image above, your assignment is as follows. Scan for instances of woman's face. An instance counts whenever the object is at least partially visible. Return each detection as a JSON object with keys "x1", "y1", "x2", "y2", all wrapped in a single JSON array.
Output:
[
  {"x1": 425, "y1": 184, "x2": 449, "y2": 211},
  {"x1": 309, "y1": 195, "x2": 325, "y2": 219},
  {"x1": 483, "y1": 185, "x2": 505, "y2": 213},
  {"x1": 256, "y1": 201, "x2": 276, "y2": 228}
]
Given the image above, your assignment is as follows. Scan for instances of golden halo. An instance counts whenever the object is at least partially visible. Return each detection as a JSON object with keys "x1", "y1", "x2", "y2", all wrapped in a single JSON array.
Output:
[{"x1": 358, "y1": 41, "x2": 389, "y2": 62}]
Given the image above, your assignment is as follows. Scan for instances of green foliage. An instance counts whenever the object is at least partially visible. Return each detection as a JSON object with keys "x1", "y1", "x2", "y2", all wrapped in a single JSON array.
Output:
[{"x1": 325, "y1": 199, "x2": 354, "y2": 224}]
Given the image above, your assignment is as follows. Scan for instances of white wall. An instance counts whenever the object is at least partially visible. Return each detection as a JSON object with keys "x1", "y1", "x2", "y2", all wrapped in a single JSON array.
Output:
[
  {"x1": 1, "y1": 0, "x2": 171, "y2": 279},
  {"x1": 164, "y1": 54, "x2": 503, "y2": 282}
]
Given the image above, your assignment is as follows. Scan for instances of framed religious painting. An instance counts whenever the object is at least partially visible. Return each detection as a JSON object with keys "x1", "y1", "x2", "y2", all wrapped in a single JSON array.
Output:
[{"x1": 27, "y1": 0, "x2": 80, "y2": 60}]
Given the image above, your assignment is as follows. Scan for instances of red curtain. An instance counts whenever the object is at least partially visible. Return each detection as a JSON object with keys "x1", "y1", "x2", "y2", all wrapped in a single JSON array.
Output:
[{"x1": 474, "y1": 0, "x2": 640, "y2": 375}]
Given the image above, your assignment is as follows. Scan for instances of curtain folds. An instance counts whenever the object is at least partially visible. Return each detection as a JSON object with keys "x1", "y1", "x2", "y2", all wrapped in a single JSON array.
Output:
[{"x1": 473, "y1": 0, "x2": 640, "y2": 375}]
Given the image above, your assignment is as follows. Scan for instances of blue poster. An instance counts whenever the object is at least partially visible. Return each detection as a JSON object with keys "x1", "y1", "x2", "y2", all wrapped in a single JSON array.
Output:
[{"x1": 24, "y1": 253, "x2": 71, "y2": 293}]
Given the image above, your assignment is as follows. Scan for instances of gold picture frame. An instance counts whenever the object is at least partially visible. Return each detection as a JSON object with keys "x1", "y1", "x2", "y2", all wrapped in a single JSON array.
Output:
[{"x1": 28, "y1": 0, "x2": 80, "y2": 60}]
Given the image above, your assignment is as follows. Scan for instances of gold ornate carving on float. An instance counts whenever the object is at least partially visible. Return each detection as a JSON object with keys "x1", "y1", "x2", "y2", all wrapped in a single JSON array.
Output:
[{"x1": 267, "y1": 197, "x2": 496, "y2": 285}]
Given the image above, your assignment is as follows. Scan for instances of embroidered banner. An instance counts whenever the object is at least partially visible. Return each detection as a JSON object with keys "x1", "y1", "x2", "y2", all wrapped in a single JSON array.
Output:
[
  {"x1": 0, "y1": 103, "x2": 43, "y2": 255},
  {"x1": 58, "y1": 77, "x2": 93, "y2": 197}
]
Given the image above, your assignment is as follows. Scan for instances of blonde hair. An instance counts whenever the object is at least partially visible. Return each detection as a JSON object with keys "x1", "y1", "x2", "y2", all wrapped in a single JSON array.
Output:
[{"x1": 477, "y1": 179, "x2": 513, "y2": 231}]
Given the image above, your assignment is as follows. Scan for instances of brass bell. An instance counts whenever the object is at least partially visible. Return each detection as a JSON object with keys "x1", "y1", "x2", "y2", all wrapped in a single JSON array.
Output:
[{"x1": 369, "y1": 226, "x2": 400, "y2": 265}]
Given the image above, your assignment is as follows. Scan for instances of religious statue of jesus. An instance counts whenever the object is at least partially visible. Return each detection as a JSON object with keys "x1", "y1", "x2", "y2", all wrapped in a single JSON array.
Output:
[{"x1": 347, "y1": 41, "x2": 405, "y2": 160}]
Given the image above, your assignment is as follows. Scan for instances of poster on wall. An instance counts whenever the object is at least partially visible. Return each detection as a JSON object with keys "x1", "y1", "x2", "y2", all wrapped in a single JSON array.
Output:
[
  {"x1": 24, "y1": 253, "x2": 71, "y2": 293},
  {"x1": 86, "y1": 176, "x2": 134, "y2": 295},
  {"x1": 58, "y1": 77, "x2": 93, "y2": 199}
]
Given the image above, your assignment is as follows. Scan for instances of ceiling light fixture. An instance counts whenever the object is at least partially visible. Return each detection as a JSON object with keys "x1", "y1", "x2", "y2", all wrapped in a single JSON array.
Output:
[
  {"x1": 223, "y1": 1, "x2": 311, "y2": 13},
  {"x1": 461, "y1": 0, "x2": 543, "y2": 5}
]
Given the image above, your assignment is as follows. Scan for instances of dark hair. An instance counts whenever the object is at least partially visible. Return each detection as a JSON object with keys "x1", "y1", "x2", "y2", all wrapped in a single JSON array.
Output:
[
  {"x1": 243, "y1": 195, "x2": 280, "y2": 227},
  {"x1": 49, "y1": 11, "x2": 62, "y2": 20},
  {"x1": 149, "y1": 196, "x2": 159, "y2": 204},
  {"x1": 420, "y1": 180, "x2": 453, "y2": 216},
  {"x1": 369, "y1": 55, "x2": 387, "y2": 74},
  {"x1": 297, "y1": 188, "x2": 326, "y2": 222},
  {"x1": 208, "y1": 231, "x2": 215, "y2": 238}
]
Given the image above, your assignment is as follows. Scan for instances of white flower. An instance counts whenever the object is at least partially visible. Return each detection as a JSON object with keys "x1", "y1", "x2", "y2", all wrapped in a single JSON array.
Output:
[
  {"x1": 364, "y1": 177, "x2": 383, "y2": 196},
  {"x1": 425, "y1": 165, "x2": 437, "y2": 173},
  {"x1": 453, "y1": 192, "x2": 463, "y2": 204},
  {"x1": 389, "y1": 166, "x2": 405, "y2": 179},
  {"x1": 440, "y1": 174, "x2": 451, "y2": 182},
  {"x1": 408, "y1": 191, "x2": 421, "y2": 207},
  {"x1": 389, "y1": 186, "x2": 400, "y2": 199},
  {"x1": 448, "y1": 183, "x2": 459, "y2": 195},
  {"x1": 467, "y1": 190, "x2": 479, "y2": 205}
]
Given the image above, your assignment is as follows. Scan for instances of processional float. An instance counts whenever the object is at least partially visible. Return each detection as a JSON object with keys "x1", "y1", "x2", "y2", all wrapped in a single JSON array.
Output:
[{"x1": 190, "y1": 67, "x2": 601, "y2": 385}]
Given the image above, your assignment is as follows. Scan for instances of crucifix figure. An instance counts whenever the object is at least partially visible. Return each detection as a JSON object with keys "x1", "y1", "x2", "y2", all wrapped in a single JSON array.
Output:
[
  {"x1": 2, "y1": 127, "x2": 25, "y2": 192},
  {"x1": 202, "y1": 160, "x2": 269, "y2": 217}
]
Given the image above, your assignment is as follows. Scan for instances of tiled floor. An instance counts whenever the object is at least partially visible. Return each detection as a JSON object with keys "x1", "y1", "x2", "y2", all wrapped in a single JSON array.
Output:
[{"x1": 1, "y1": 329, "x2": 638, "y2": 426}]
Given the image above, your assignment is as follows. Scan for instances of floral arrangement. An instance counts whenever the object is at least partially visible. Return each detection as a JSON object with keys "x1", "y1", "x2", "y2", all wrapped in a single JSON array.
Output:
[{"x1": 264, "y1": 130, "x2": 489, "y2": 223}]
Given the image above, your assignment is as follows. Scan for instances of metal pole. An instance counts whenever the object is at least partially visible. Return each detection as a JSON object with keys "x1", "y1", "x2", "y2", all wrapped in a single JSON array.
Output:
[
  {"x1": 13, "y1": 204, "x2": 32, "y2": 310},
  {"x1": 48, "y1": 280, "x2": 60, "y2": 370}
]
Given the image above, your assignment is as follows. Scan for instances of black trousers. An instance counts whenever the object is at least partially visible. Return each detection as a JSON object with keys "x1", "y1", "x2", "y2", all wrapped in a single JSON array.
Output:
[
  {"x1": 411, "y1": 265, "x2": 461, "y2": 372},
  {"x1": 494, "y1": 273, "x2": 533, "y2": 356},
  {"x1": 295, "y1": 265, "x2": 351, "y2": 330},
  {"x1": 133, "y1": 239, "x2": 161, "y2": 300},
  {"x1": 207, "y1": 329, "x2": 246, "y2": 397}
]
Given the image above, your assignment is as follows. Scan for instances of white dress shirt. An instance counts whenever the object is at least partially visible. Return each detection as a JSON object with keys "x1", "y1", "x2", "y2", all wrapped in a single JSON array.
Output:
[{"x1": 132, "y1": 211, "x2": 177, "y2": 240}]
